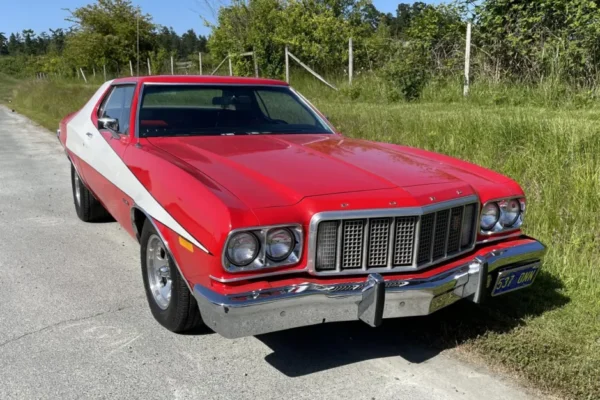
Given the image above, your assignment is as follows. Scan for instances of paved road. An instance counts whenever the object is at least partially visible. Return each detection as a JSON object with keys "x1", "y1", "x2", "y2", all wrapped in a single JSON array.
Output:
[{"x1": 0, "y1": 105, "x2": 537, "y2": 400}]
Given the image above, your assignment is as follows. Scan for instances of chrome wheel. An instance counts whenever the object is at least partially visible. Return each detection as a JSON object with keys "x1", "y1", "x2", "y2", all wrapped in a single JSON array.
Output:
[
  {"x1": 146, "y1": 234, "x2": 172, "y2": 310},
  {"x1": 73, "y1": 172, "x2": 82, "y2": 206}
]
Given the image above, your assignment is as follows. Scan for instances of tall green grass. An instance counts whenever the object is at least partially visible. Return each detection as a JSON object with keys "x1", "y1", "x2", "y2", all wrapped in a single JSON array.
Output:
[{"x1": 2, "y1": 75, "x2": 599, "y2": 399}]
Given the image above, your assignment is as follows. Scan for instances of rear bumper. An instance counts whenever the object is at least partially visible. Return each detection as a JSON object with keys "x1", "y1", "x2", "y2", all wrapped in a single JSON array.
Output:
[{"x1": 193, "y1": 239, "x2": 546, "y2": 339}]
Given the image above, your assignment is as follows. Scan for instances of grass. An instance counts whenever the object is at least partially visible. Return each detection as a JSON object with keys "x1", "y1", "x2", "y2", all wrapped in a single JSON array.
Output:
[{"x1": 1, "y1": 73, "x2": 599, "y2": 399}]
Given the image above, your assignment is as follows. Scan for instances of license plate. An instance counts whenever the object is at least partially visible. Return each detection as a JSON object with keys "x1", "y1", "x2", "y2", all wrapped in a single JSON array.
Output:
[{"x1": 492, "y1": 262, "x2": 540, "y2": 297}]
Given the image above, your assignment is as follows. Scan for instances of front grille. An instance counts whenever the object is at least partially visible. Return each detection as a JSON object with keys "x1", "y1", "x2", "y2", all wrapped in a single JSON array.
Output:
[{"x1": 314, "y1": 200, "x2": 478, "y2": 274}]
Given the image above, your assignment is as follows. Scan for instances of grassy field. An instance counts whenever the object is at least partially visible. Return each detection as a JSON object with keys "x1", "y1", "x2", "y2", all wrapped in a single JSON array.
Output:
[{"x1": 1, "y1": 74, "x2": 599, "y2": 399}]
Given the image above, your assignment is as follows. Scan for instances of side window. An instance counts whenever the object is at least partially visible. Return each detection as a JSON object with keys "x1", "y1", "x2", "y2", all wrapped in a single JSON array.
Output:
[
  {"x1": 98, "y1": 85, "x2": 136, "y2": 134},
  {"x1": 256, "y1": 90, "x2": 318, "y2": 125}
]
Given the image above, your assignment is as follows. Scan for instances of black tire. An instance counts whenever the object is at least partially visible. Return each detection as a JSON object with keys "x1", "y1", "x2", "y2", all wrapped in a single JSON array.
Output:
[
  {"x1": 140, "y1": 220, "x2": 204, "y2": 333},
  {"x1": 71, "y1": 164, "x2": 111, "y2": 222}
]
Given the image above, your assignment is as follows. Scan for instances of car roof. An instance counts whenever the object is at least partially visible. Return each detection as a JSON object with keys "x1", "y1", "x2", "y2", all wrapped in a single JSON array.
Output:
[{"x1": 111, "y1": 75, "x2": 288, "y2": 86}]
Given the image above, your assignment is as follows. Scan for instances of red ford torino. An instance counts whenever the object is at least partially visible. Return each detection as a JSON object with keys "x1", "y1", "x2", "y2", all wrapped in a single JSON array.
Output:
[{"x1": 58, "y1": 76, "x2": 546, "y2": 338}]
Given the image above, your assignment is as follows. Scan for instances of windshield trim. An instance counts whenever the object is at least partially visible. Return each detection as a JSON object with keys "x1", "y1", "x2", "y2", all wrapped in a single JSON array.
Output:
[{"x1": 134, "y1": 83, "x2": 333, "y2": 139}]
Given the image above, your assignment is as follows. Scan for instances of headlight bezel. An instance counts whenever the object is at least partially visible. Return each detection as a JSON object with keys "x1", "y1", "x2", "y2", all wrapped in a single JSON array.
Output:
[
  {"x1": 480, "y1": 197, "x2": 526, "y2": 235},
  {"x1": 222, "y1": 224, "x2": 303, "y2": 272}
]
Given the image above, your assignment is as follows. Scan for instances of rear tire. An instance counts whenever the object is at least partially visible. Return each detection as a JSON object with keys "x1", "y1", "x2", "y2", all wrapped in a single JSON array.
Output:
[
  {"x1": 71, "y1": 164, "x2": 110, "y2": 222},
  {"x1": 140, "y1": 220, "x2": 204, "y2": 333}
]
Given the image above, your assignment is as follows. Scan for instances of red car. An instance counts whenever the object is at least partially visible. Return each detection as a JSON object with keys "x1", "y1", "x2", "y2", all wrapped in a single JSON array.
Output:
[{"x1": 58, "y1": 75, "x2": 546, "y2": 338}]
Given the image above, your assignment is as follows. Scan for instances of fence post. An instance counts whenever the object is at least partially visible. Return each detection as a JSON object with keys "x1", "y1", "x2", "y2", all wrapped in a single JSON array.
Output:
[
  {"x1": 103, "y1": 64, "x2": 107, "y2": 81},
  {"x1": 93, "y1": 67, "x2": 96, "y2": 78},
  {"x1": 228, "y1": 54, "x2": 233, "y2": 76},
  {"x1": 129, "y1": 60, "x2": 134, "y2": 76},
  {"x1": 349, "y1": 37, "x2": 353, "y2": 85},
  {"x1": 199, "y1": 52, "x2": 203, "y2": 75},
  {"x1": 253, "y1": 49, "x2": 259, "y2": 77},
  {"x1": 80, "y1": 68, "x2": 88, "y2": 83},
  {"x1": 147, "y1": 58, "x2": 152, "y2": 75},
  {"x1": 170, "y1": 56, "x2": 174, "y2": 75},
  {"x1": 463, "y1": 22, "x2": 472, "y2": 97},
  {"x1": 285, "y1": 46, "x2": 290, "y2": 83}
]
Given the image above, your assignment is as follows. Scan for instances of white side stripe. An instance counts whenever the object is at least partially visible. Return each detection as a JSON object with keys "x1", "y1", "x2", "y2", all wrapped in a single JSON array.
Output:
[{"x1": 66, "y1": 81, "x2": 209, "y2": 253}]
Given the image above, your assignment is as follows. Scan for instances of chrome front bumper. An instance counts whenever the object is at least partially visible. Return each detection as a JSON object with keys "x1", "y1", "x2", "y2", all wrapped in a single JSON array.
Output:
[{"x1": 193, "y1": 240, "x2": 546, "y2": 339}]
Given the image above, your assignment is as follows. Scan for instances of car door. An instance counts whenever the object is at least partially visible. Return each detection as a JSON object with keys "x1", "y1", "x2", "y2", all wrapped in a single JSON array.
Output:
[{"x1": 80, "y1": 83, "x2": 137, "y2": 229}]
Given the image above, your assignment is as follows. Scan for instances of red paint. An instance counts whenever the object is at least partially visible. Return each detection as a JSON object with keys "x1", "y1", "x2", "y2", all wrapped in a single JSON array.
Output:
[{"x1": 59, "y1": 75, "x2": 533, "y2": 295}]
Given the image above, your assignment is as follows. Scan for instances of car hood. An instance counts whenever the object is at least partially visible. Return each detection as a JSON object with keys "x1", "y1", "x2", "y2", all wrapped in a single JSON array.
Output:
[{"x1": 147, "y1": 134, "x2": 497, "y2": 209}]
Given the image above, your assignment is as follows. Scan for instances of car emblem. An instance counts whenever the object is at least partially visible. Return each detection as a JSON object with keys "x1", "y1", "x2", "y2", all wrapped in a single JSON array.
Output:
[
  {"x1": 429, "y1": 196, "x2": 436, "y2": 201},
  {"x1": 341, "y1": 203, "x2": 349, "y2": 208},
  {"x1": 457, "y1": 190, "x2": 463, "y2": 195},
  {"x1": 389, "y1": 201, "x2": 397, "y2": 206}
]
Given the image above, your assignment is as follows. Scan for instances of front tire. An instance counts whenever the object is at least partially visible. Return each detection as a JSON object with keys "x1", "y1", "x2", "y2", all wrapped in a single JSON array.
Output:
[
  {"x1": 71, "y1": 164, "x2": 110, "y2": 222},
  {"x1": 140, "y1": 221, "x2": 204, "y2": 333}
]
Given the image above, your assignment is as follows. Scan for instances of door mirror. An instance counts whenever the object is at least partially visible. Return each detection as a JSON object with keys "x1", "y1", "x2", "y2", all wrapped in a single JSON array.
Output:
[{"x1": 98, "y1": 117, "x2": 121, "y2": 139}]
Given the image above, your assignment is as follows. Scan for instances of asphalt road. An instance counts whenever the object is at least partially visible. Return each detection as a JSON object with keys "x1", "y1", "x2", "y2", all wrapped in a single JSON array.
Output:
[{"x1": 0, "y1": 105, "x2": 538, "y2": 400}]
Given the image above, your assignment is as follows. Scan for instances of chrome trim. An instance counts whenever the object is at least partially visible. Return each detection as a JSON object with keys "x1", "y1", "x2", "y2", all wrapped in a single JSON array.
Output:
[
  {"x1": 209, "y1": 267, "x2": 308, "y2": 283},
  {"x1": 222, "y1": 224, "x2": 303, "y2": 273},
  {"x1": 476, "y1": 231, "x2": 522, "y2": 245},
  {"x1": 193, "y1": 239, "x2": 547, "y2": 338},
  {"x1": 307, "y1": 196, "x2": 479, "y2": 276},
  {"x1": 129, "y1": 205, "x2": 193, "y2": 292},
  {"x1": 479, "y1": 196, "x2": 525, "y2": 235}
]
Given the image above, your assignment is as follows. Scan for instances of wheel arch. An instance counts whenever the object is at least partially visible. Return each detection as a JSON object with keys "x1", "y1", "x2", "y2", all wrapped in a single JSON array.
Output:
[{"x1": 130, "y1": 205, "x2": 149, "y2": 243}]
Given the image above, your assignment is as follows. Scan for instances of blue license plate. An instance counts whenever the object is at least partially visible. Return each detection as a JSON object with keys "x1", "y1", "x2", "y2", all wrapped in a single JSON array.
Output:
[{"x1": 492, "y1": 262, "x2": 540, "y2": 297}]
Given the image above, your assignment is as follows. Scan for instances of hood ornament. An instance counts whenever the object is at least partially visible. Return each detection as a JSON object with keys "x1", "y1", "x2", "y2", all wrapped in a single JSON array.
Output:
[
  {"x1": 457, "y1": 190, "x2": 463, "y2": 195},
  {"x1": 429, "y1": 196, "x2": 436, "y2": 202}
]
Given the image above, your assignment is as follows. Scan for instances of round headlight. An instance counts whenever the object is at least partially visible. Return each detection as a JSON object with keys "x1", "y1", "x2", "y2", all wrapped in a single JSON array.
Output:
[
  {"x1": 266, "y1": 228, "x2": 295, "y2": 261},
  {"x1": 500, "y1": 199, "x2": 521, "y2": 227},
  {"x1": 226, "y1": 232, "x2": 259, "y2": 266},
  {"x1": 481, "y1": 202, "x2": 500, "y2": 231}
]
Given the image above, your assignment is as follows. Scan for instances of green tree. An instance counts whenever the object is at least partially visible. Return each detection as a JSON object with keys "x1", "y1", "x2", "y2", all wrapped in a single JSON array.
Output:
[{"x1": 63, "y1": 0, "x2": 156, "y2": 70}]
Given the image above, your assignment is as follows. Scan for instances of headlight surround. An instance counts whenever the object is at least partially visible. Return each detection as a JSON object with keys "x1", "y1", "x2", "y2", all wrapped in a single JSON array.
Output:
[
  {"x1": 226, "y1": 232, "x2": 259, "y2": 266},
  {"x1": 480, "y1": 197, "x2": 525, "y2": 234},
  {"x1": 266, "y1": 228, "x2": 295, "y2": 261},
  {"x1": 223, "y1": 224, "x2": 303, "y2": 272}
]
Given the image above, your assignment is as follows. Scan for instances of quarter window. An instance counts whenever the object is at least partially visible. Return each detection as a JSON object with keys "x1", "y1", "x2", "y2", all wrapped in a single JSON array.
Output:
[{"x1": 98, "y1": 85, "x2": 136, "y2": 134}]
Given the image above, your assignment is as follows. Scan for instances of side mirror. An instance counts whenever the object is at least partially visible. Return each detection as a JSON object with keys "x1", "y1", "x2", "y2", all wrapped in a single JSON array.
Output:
[{"x1": 98, "y1": 117, "x2": 121, "y2": 139}]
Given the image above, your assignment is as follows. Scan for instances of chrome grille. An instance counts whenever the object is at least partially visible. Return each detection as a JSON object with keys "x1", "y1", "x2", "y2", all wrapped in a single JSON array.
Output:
[
  {"x1": 368, "y1": 218, "x2": 391, "y2": 267},
  {"x1": 416, "y1": 204, "x2": 476, "y2": 267},
  {"x1": 393, "y1": 217, "x2": 418, "y2": 265},
  {"x1": 312, "y1": 198, "x2": 479, "y2": 274},
  {"x1": 341, "y1": 220, "x2": 364, "y2": 269}
]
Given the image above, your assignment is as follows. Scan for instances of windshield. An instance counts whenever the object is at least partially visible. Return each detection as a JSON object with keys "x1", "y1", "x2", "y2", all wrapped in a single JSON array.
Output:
[{"x1": 137, "y1": 84, "x2": 333, "y2": 137}]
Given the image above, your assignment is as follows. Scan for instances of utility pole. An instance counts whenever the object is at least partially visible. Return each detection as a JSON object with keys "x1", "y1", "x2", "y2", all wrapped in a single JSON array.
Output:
[{"x1": 136, "y1": 8, "x2": 140, "y2": 76}]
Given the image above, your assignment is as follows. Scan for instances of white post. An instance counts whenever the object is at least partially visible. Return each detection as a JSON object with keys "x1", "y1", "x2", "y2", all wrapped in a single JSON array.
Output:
[
  {"x1": 349, "y1": 37, "x2": 353, "y2": 85},
  {"x1": 285, "y1": 46, "x2": 290, "y2": 83},
  {"x1": 129, "y1": 60, "x2": 134, "y2": 76},
  {"x1": 464, "y1": 22, "x2": 472, "y2": 97},
  {"x1": 228, "y1": 54, "x2": 233, "y2": 76},
  {"x1": 79, "y1": 68, "x2": 88, "y2": 83},
  {"x1": 171, "y1": 56, "x2": 174, "y2": 75},
  {"x1": 147, "y1": 58, "x2": 152, "y2": 75},
  {"x1": 199, "y1": 52, "x2": 203, "y2": 75},
  {"x1": 253, "y1": 49, "x2": 259, "y2": 77},
  {"x1": 103, "y1": 64, "x2": 107, "y2": 81}
]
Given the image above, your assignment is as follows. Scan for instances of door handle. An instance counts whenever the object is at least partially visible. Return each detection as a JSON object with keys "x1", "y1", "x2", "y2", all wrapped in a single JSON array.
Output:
[{"x1": 86, "y1": 132, "x2": 93, "y2": 138}]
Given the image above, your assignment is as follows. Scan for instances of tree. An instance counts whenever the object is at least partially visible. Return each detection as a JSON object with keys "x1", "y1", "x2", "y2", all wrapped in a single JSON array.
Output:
[
  {"x1": 63, "y1": 0, "x2": 156, "y2": 69},
  {"x1": 0, "y1": 32, "x2": 7, "y2": 55}
]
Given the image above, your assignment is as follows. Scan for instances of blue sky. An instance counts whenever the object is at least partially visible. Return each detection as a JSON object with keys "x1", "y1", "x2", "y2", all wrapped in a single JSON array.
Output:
[{"x1": 0, "y1": 0, "x2": 443, "y2": 36}]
